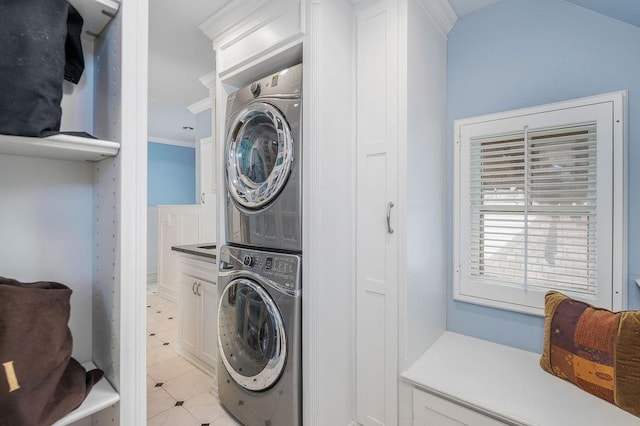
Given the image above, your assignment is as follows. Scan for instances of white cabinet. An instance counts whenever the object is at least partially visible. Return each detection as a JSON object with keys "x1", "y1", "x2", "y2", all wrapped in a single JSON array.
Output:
[
  {"x1": 355, "y1": 2, "x2": 399, "y2": 425},
  {"x1": 413, "y1": 390, "x2": 506, "y2": 426},
  {"x1": 0, "y1": 1, "x2": 147, "y2": 424},
  {"x1": 355, "y1": 0, "x2": 450, "y2": 425},
  {"x1": 157, "y1": 205, "x2": 203, "y2": 301},
  {"x1": 177, "y1": 253, "x2": 217, "y2": 377}
]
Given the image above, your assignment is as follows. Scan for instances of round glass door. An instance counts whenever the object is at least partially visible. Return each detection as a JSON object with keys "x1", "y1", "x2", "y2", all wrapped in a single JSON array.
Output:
[
  {"x1": 218, "y1": 278, "x2": 286, "y2": 391},
  {"x1": 225, "y1": 102, "x2": 294, "y2": 209}
]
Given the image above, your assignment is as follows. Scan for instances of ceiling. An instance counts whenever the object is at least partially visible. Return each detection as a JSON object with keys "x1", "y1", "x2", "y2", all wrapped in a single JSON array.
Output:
[
  {"x1": 448, "y1": 0, "x2": 640, "y2": 28},
  {"x1": 147, "y1": 0, "x2": 229, "y2": 143},
  {"x1": 148, "y1": 0, "x2": 640, "y2": 143},
  {"x1": 564, "y1": 0, "x2": 640, "y2": 28}
]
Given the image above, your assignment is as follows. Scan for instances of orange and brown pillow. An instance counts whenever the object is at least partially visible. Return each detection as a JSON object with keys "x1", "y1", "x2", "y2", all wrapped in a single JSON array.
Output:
[{"x1": 541, "y1": 291, "x2": 640, "y2": 417}]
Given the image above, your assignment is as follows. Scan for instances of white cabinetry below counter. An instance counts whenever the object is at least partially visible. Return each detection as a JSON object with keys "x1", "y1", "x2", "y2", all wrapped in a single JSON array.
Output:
[{"x1": 175, "y1": 252, "x2": 217, "y2": 378}]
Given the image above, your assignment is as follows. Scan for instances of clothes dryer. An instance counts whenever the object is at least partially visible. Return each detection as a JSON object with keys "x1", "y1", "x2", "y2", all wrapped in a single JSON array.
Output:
[
  {"x1": 224, "y1": 64, "x2": 302, "y2": 253},
  {"x1": 217, "y1": 245, "x2": 301, "y2": 426}
]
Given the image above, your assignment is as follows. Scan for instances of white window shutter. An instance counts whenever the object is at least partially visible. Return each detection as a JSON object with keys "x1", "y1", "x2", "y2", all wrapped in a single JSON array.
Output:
[{"x1": 454, "y1": 92, "x2": 626, "y2": 315}]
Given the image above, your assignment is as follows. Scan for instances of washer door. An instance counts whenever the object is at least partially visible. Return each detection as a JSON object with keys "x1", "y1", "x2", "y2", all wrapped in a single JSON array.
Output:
[
  {"x1": 218, "y1": 278, "x2": 287, "y2": 391},
  {"x1": 225, "y1": 102, "x2": 294, "y2": 209}
]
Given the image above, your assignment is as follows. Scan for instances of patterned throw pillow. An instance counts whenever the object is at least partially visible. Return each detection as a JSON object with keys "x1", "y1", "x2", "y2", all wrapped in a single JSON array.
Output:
[{"x1": 540, "y1": 291, "x2": 640, "y2": 417}]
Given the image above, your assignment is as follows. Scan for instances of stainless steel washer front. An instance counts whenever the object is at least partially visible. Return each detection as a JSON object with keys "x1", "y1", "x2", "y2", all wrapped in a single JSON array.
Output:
[
  {"x1": 218, "y1": 277, "x2": 286, "y2": 391},
  {"x1": 217, "y1": 245, "x2": 301, "y2": 426}
]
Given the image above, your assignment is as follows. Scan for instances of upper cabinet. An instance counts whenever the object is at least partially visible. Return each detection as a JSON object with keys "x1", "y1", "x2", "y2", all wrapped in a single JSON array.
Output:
[{"x1": 199, "y1": 0, "x2": 304, "y2": 81}]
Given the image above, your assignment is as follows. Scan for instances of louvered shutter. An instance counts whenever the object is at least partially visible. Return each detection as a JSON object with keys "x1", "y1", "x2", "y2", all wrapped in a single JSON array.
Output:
[{"x1": 454, "y1": 93, "x2": 625, "y2": 315}]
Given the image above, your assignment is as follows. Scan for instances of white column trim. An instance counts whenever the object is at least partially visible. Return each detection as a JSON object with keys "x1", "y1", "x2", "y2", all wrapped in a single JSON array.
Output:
[
  {"x1": 303, "y1": 1, "x2": 321, "y2": 426},
  {"x1": 118, "y1": 0, "x2": 148, "y2": 423}
]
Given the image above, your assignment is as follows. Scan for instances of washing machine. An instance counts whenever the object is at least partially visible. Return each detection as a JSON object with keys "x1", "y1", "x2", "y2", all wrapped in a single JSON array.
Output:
[
  {"x1": 224, "y1": 63, "x2": 302, "y2": 253},
  {"x1": 217, "y1": 244, "x2": 301, "y2": 426}
]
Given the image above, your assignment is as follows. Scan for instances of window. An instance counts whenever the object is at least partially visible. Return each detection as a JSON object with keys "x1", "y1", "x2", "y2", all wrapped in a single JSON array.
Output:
[{"x1": 454, "y1": 92, "x2": 626, "y2": 315}]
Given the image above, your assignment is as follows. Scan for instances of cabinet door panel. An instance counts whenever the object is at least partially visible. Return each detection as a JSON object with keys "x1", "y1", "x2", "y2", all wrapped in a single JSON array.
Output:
[
  {"x1": 158, "y1": 212, "x2": 180, "y2": 301},
  {"x1": 198, "y1": 281, "x2": 218, "y2": 367},
  {"x1": 179, "y1": 275, "x2": 198, "y2": 355},
  {"x1": 356, "y1": 1, "x2": 398, "y2": 425}
]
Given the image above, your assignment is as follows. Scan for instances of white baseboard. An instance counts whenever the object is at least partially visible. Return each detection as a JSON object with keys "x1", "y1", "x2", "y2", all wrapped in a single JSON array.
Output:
[{"x1": 147, "y1": 272, "x2": 157, "y2": 285}]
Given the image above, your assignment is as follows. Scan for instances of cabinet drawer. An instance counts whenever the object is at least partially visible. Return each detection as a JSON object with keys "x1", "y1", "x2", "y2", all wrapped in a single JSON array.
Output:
[
  {"x1": 413, "y1": 389, "x2": 506, "y2": 426},
  {"x1": 179, "y1": 254, "x2": 217, "y2": 283}
]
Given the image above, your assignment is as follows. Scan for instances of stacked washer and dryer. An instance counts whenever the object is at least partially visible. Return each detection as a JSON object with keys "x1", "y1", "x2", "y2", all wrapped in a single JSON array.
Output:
[{"x1": 218, "y1": 63, "x2": 302, "y2": 426}]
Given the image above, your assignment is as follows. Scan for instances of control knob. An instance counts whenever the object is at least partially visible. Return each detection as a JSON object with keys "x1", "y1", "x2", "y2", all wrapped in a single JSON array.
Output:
[
  {"x1": 250, "y1": 82, "x2": 261, "y2": 97},
  {"x1": 242, "y1": 255, "x2": 255, "y2": 267}
]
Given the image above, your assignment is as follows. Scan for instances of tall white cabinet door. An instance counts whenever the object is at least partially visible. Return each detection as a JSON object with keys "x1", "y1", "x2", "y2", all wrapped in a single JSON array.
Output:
[
  {"x1": 199, "y1": 137, "x2": 217, "y2": 243},
  {"x1": 356, "y1": 1, "x2": 399, "y2": 425}
]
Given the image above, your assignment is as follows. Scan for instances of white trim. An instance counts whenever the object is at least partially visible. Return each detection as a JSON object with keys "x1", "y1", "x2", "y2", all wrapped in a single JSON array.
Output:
[
  {"x1": 199, "y1": 71, "x2": 217, "y2": 90},
  {"x1": 612, "y1": 90, "x2": 628, "y2": 311},
  {"x1": 199, "y1": 0, "x2": 272, "y2": 47},
  {"x1": 416, "y1": 0, "x2": 457, "y2": 37},
  {"x1": 118, "y1": 0, "x2": 148, "y2": 423},
  {"x1": 199, "y1": 136, "x2": 214, "y2": 146},
  {"x1": 147, "y1": 272, "x2": 158, "y2": 285},
  {"x1": 302, "y1": 2, "x2": 320, "y2": 425},
  {"x1": 187, "y1": 97, "x2": 213, "y2": 114},
  {"x1": 148, "y1": 136, "x2": 195, "y2": 148}
]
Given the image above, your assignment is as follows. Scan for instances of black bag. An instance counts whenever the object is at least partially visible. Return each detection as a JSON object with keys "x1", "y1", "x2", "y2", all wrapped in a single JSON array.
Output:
[
  {"x1": 0, "y1": 277, "x2": 103, "y2": 426},
  {"x1": 0, "y1": 0, "x2": 85, "y2": 138}
]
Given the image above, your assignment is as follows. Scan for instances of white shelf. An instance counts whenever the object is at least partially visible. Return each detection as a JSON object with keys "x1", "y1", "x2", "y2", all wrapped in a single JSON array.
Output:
[
  {"x1": 52, "y1": 362, "x2": 120, "y2": 426},
  {"x1": 0, "y1": 133, "x2": 120, "y2": 162},
  {"x1": 69, "y1": 0, "x2": 120, "y2": 37}
]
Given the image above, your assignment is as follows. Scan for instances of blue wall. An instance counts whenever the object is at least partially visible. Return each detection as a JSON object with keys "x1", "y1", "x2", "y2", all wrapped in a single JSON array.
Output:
[
  {"x1": 148, "y1": 142, "x2": 196, "y2": 205},
  {"x1": 446, "y1": 0, "x2": 640, "y2": 353}
]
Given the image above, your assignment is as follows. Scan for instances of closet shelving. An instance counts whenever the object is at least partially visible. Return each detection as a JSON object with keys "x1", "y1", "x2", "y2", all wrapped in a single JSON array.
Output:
[
  {"x1": 0, "y1": 0, "x2": 145, "y2": 424},
  {"x1": 0, "y1": 133, "x2": 119, "y2": 162},
  {"x1": 0, "y1": 0, "x2": 122, "y2": 163},
  {"x1": 52, "y1": 363, "x2": 120, "y2": 426}
]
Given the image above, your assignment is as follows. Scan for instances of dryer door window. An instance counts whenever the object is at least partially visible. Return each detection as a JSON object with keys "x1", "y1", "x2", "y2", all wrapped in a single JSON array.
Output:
[
  {"x1": 225, "y1": 102, "x2": 294, "y2": 209},
  {"x1": 218, "y1": 278, "x2": 286, "y2": 391}
]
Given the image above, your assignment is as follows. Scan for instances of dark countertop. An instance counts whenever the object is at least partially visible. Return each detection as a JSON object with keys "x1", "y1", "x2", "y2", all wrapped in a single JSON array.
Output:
[{"x1": 171, "y1": 243, "x2": 217, "y2": 261}]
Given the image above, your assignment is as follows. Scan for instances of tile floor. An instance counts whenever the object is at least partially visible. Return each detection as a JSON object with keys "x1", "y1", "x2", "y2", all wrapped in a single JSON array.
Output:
[{"x1": 147, "y1": 290, "x2": 240, "y2": 426}]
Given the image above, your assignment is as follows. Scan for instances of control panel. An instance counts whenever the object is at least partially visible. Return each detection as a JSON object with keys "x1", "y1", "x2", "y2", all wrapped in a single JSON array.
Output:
[{"x1": 219, "y1": 245, "x2": 301, "y2": 291}]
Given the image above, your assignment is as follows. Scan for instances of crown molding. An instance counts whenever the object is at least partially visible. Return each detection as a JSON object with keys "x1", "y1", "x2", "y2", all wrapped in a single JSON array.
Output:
[
  {"x1": 199, "y1": 0, "x2": 270, "y2": 47},
  {"x1": 199, "y1": 0, "x2": 299, "y2": 49},
  {"x1": 187, "y1": 97, "x2": 213, "y2": 114},
  {"x1": 417, "y1": 0, "x2": 458, "y2": 36},
  {"x1": 198, "y1": 71, "x2": 217, "y2": 90}
]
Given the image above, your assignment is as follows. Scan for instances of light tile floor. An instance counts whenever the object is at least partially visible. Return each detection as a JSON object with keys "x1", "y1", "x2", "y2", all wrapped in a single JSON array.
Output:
[{"x1": 147, "y1": 290, "x2": 240, "y2": 426}]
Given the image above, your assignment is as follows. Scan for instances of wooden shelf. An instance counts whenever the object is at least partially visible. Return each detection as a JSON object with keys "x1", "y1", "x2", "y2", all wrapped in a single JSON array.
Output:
[
  {"x1": 0, "y1": 133, "x2": 120, "y2": 162},
  {"x1": 69, "y1": 0, "x2": 120, "y2": 37},
  {"x1": 52, "y1": 362, "x2": 120, "y2": 426}
]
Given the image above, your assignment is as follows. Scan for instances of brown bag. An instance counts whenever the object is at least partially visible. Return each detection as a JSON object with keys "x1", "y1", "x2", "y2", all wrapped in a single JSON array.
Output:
[{"x1": 0, "y1": 277, "x2": 103, "y2": 426}]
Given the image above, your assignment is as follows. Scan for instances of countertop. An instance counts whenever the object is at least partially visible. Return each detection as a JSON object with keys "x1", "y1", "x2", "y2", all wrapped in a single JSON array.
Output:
[{"x1": 171, "y1": 243, "x2": 216, "y2": 261}]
